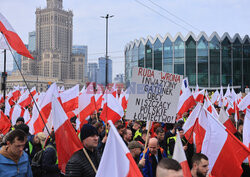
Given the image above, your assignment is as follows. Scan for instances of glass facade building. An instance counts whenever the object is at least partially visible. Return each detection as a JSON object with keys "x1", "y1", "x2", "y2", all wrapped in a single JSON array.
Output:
[{"x1": 125, "y1": 32, "x2": 250, "y2": 90}]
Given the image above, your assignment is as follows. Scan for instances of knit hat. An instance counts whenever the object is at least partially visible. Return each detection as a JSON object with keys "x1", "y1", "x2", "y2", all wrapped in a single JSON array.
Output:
[
  {"x1": 16, "y1": 117, "x2": 25, "y2": 123},
  {"x1": 80, "y1": 124, "x2": 98, "y2": 141},
  {"x1": 128, "y1": 141, "x2": 143, "y2": 150}
]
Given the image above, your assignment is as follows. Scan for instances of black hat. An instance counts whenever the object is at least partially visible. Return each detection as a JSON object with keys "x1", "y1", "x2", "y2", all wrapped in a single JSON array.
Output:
[
  {"x1": 16, "y1": 117, "x2": 25, "y2": 124},
  {"x1": 80, "y1": 124, "x2": 98, "y2": 141}
]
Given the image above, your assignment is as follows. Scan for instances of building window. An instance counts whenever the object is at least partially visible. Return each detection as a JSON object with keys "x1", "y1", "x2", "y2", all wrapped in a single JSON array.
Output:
[
  {"x1": 174, "y1": 36, "x2": 184, "y2": 75},
  {"x1": 232, "y1": 38, "x2": 242, "y2": 87},
  {"x1": 153, "y1": 38, "x2": 162, "y2": 71},
  {"x1": 138, "y1": 42, "x2": 144, "y2": 67},
  {"x1": 243, "y1": 40, "x2": 250, "y2": 88},
  {"x1": 221, "y1": 37, "x2": 232, "y2": 86},
  {"x1": 209, "y1": 36, "x2": 220, "y2": 87},
  {"x1": 197, "y1": 36, "x2": 208, "y2": 87},
  {"x1": 163, "y1": 37, "x2": 173, "y2": 73},
  {"x1": 186, "y1": 36, "x2": 196, "y2": 86},
  {"x1": 145, "y1": 40, "x2": 152, "y2": 68}
]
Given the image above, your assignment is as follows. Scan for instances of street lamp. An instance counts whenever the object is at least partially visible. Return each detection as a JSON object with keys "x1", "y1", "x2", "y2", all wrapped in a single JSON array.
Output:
[{"x1": 101, "y1": 14, "x2": 114, "y2": 89}]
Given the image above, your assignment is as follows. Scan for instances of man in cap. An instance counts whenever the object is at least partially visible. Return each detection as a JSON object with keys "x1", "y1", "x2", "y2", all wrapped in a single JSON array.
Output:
[
  {"x1": 128, "y1": 141, "x2": 145, "y2": 171},
  {"x1": 65, "y1": 124, "x2": 101, "y2": 177}
]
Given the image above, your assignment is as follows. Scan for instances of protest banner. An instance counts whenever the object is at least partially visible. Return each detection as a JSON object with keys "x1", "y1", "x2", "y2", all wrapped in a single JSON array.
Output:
[{"x1": 126, "y1": 67, "x2": 183, "y2": 123}]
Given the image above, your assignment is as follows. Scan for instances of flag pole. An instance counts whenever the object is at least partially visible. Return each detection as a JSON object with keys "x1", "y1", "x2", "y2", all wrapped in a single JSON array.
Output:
[
  {"x1": 2, "y1": 35, "x2": 51, "y2": 135},
  {"x1": 142, "y1": 119, "x2": 151, "y2": 159},
  {"x1": 82, "y1": 147, "x2": 97, "y2": 173}
]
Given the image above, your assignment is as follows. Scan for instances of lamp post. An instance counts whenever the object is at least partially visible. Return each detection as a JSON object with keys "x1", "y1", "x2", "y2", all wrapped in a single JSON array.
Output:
[{"x1": 101, "y1": 14, "x2": 114, "y2": 89}]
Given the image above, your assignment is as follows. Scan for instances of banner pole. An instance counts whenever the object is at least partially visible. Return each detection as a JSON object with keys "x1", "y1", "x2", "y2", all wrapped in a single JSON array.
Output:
[{"x1": 142, "y1": 119, "x2": 151, "y2": 159}]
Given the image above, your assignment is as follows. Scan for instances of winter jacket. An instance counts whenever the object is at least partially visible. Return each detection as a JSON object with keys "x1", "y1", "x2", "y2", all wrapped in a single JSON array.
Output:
[
  {"x1": 0, "y1": 149, "x2": 33, "y2": 177},
  {"x1": 41, "y1": 143, "x2": 60, "y2": 177},
  {"x1": 140, "y1": 147, "x2": 167, "y2": 177},
  {"x1": 65, "y1": 148, "x2": 101, "y2": 177}
]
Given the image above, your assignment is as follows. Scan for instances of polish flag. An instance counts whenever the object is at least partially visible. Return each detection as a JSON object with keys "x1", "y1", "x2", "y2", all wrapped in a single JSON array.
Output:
[
  {"x1": 18, "y1": 87, "x2": 36, "y2": 108},
  {"x1": 203, "y1": 97, "x2": 218, "y2": 119},
  {"x1": 96, "y1": 120, "x2": 143, "y2": 177},
  {"x1": 4, "y1": 95, "x2": 11, "y2": 117},
  {"x1": 60, "y1": 84, "x2": 79, "y2": 113},
  {"x1": 195, "y1": 84, "x2": 199, "y2": 93},
  {"x1": 176, "y1": 78, "x2": 196, "y2": 119},
  {"x1": 211, "y1": 90, "x2": 219, "y2": 104},
  {"x1": 243, "y1": 109, "x2": 250, "y2": 166},
  {"x1": 23, "y1": 108, "x2": 31, "y2": 124},
  {"x1": 100, "y1": 93, "x2": 124, "y2": 124},
  {"x1": 9, "y1": 104, "x2": 25, "y2": 125},
  {"x1": 218, "y1": 108, "x2": 237, "y2": 134},
  {"x1": 95, "y1": 84, "x2": 103, "y2": 111},
  {"x1": 194, "y1": 89, "x2": 205, "y2": 103},
  {"x1": 183, "y1": 103, "x2": 202, "y2": 144},
  {"x1": 0, "y1": 13, "x2": 33, "y2": 59},
  {"x1": 30, "y1": 83, "x2": 58, "y2": 134},
  {"x1": 0, "y1": 110, "x2": 11, "y2": 135},
  {"x1": 194, "y1": 107, "x2": 208, "y2": 153},
  {"x1": 52, "y1": 95, "x2": 83, "y2": 173},
  {"x1": 217, "y1": 86, "x2": 224, "y2": 107},
  {"x1": 78, "y1": 83, "x2": 96, "y2": 124},
  {"x1": 173, "y1": 132, "x2": 192, "y2": 177},
  {"x1": 0, "y1": 94, "x2": 4, "y2": 104},
  {"x1": 238, "y1": 93, "x2": 250, "y2": 111},
  {"x1": 201, "y1": 111, "x2": 250, "y2": 177}
]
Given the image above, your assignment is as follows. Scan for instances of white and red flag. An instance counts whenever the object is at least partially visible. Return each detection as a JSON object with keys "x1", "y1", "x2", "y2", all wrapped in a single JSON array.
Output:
[
  {"x1": 0, "y1": 110, "x2": 11, "y2": 135},
  {"x1": 211, "y1": 90, "x2": 219, "y2": 104},
  {"x1": 51, "y1": 95, "x2": 83, "y2": 173},
  {"x1": 243, "y1": 109, "x2": 250, "y2": 166},
  {"x1": 18, "y1": 87, "x2": 36, "y2": 108},
  {"x1": 194, "y1": 89, "x2": 205, "y2": 103},
  {"x1": 173, "y1": 131, "x2": 192, "y2": 177},
  {"x1": 100, "y1": 93, "x2": 124, "y2": 124},
  {"x1": 96, "y1": 120, "x2": 143, "y2": 177},
  {"x1": 94, "y1": 84, "x2": 103, "y2": 111},
  {"x1": 218, "y1": 108, "x2": 237, "y2": 134},
  {"x1": 9, "y1": 104, "x2": 25, "y2": 125},
  {"x1": 201, "y1": 111, "x2": 250, "y2": 177},
  {"x1": 0, "y1": 12, "x2": 33, "y2": 59},
  {"x1": 60, "y1": 84, "x2": 79, "y2": 113},
  {"x1": 29, "y1": 83, "x2": 58, "y2": 134},
  {"x1": 177, "y1": 78, "x2": 196, "y2": 119},
  {"x1": 78, "y1": 83, "x2": 96, "y2": 125}
]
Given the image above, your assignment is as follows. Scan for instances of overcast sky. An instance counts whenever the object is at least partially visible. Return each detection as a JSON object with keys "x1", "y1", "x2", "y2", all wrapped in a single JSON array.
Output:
[{"x1": 1, "y1": 0, "x2": 250, "y2": 79}]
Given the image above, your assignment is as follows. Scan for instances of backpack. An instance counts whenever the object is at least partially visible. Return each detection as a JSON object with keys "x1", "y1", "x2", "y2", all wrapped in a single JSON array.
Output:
[{"x1": 31, "y1": 149, "x2": 44, "y2": 177}]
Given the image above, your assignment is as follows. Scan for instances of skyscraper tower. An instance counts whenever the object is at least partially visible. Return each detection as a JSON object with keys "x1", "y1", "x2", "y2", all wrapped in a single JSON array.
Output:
[{"x1": 35, "y1": 0, "x2": 73, "y2": 79}]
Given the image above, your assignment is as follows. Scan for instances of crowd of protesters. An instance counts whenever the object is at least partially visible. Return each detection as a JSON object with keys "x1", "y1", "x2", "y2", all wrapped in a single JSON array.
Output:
[{"x1": 0, "y1": 91, "x2": 250, "y2": 177}]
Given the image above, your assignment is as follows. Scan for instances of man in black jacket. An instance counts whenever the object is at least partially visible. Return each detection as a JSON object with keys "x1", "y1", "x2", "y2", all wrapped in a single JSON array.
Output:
[{"x1": 65, "y1": 124, "x2": 101, "y2": 177}]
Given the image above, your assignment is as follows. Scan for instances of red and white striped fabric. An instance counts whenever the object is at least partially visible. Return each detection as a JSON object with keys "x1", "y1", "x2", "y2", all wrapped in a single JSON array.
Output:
[
  {"x1": 60, "y1": 84, "x2": 79, "y2": 113},
  {"x1": 51, "y1": 95, "x2": 83, "y2": 173},
  {"x1": 211, "y1": 90, "x2": 219, "y2": 104},
  {"x1": 10, "y1": 104, "x2": 25, "y2": 125},
  {"x1": 238, "y1": 93, "x2": 250, "y2": 111},
  {"x1": 218, "y1": 108, "x2": 237, "y2": 134},
  {"x1": 78, "y1": 83, "x2": 95, "y2": 124},
  {"x1": 217, "y1": 86, "x2": 224, "y2": 107},
  {"x1": 0, "y1": 110, "x2": 11, "y2": 135},
  {"x1": 0, "y1": 94, "x2": 4, "y2": 104},
  {"x1": 23, "y1": 108, "x2": 31, "y2": 124},
  {"x1": 203, "y1": 97, "x2": 218, "y2": 119},
  {"x1": 18, "y1": 87, "x2": 36, "y2": 108},
  {"x1": 183, "y1": 103, "x2": 202, "y2": 144},
  {"x1": 96, "y1": 120, "x2": 143, "y2": 177},
  {"x1": 29, "y1": 83, "x2": 58, "y2": 134},
  {"x1": 0, "y1": 12, "x2": 33, "y2": 59},
  {"x1": 100, "y1": 93, "x2": 124, "y2": 124},
  {"x1": 243, "y1": 109, "x2": 250, "y2": 166},
  {"x1": 201, "y1": 111, "x2": 250, "y2": 177},
  {"x1": 94, "y1": 84, "x2": 103, "y2": 111},
  {"x1": 173, "y1": 132, "x2": 192, "y2": 177},
  {"x1": 194, "y1": 89, "x2": 205, "y2": 103},
  {"x1": 177, "y1": 78, "x2": 196, "y2": 119}
]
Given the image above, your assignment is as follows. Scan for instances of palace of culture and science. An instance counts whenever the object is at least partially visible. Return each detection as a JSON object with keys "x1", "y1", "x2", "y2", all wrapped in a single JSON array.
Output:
[{"x1": 7, "y1": 0, "x2": 87, "y2": 91}]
